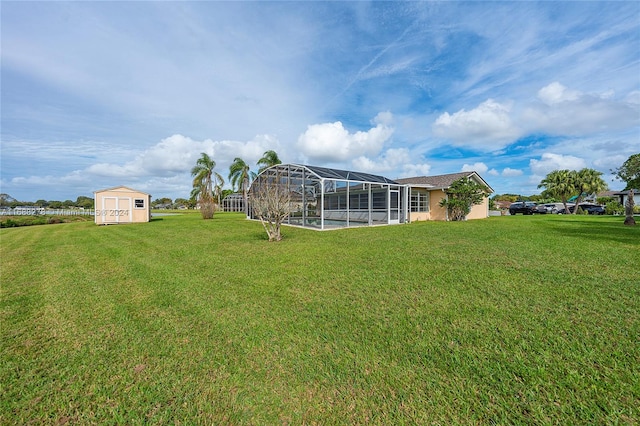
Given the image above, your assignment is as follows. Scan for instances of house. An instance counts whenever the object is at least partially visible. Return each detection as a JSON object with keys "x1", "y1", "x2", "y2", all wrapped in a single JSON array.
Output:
[
  {"x1": 247, "y1": 164, "x2": 493, "y2": 230},
  {"x1": 94, "y1": 186, "x2": 151, "y2": 225},
  {"x1": 613, "y1": 189, "x2": 640, "y2": 207},
  {"x1": 396, "y1": 172, "x2": 494, "y2": 221}
]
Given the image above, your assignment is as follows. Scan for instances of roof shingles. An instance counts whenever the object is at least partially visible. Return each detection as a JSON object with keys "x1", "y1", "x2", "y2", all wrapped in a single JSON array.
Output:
[{"x1": 396, "y1": 172, "x2": 477, "y2": 189}]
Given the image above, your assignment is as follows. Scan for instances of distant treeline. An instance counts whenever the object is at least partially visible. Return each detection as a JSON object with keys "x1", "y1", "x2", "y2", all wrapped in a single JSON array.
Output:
[{"x1": 0, "y1": 194, "x2": 94, "y2": 209}]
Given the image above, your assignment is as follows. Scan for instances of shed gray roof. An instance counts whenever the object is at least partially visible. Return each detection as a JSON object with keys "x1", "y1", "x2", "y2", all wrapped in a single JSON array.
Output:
[{"x1": 396, "y1": 171, "x2": 494, "y2": 193}]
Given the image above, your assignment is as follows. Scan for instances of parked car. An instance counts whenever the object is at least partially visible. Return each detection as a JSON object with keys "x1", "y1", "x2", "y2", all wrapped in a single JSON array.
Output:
[
  {"x1": 533, "y1": 203, "x2": 560, "y2": 214},
  {"x1": 558, "y1": 203, "x2": 605, "y2": 215},
  {"x1": 542, "y1": 203, "x2": 563, "y2": 214},
  {"x1": 509, "y1": 201, "x2": 538, "y2": 215},
  {"x1": 579, "y1": 203, "x2": 605, "y2": 215},
  {"x1": 534, "y1": 205, "x2": 549, "y2": 214},
  {"x1": 557, "y1": 203, "x2": 576, "y2": 214}
]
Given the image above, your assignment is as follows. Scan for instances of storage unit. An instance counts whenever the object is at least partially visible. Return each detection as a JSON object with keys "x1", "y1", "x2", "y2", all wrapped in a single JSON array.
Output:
[{"x1": 94, "y1": 186, "x2": 151, "y2": 225}]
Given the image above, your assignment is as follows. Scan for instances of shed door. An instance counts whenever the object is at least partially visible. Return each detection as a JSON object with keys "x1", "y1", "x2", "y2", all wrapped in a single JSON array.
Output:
[{"x1": 102, "y1": 197, "x2": 132, "y2": 223}]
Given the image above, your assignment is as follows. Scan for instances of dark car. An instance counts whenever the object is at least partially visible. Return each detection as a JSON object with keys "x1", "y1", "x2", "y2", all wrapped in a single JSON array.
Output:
[
  {"x1": 557, "y1": 203, "x2": 576, "y2": 214},
  {"x1": 534, "y1": 205, "x2": 548, "y2": 214},
  {"x1": 558, "y1": 203, "x2": 605, "y2": 215},
  {"x1": 509, "y1": 201, "x2": 537, "y2": 215},
  {"x1": 578, "y1": 203, "x2": 605, "y2": 215}
]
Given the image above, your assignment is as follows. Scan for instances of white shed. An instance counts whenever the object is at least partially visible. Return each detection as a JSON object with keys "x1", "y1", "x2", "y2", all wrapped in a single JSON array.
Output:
[{"x1": 94, "y1": 186, "x2": 151, "y2": 225}]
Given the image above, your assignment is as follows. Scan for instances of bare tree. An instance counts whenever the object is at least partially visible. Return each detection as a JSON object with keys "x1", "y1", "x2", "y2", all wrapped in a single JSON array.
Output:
[
  {"x1": 624, "y1": 189, "x2": 636, "y2": 226},
  {"x1": 250, "y1": 169, "x2": 291, "y2": 241}
]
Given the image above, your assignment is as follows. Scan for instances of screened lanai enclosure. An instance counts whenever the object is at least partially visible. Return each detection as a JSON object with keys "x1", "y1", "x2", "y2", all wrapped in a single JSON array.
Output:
[
  {"x1": 222, "y1": 193, "x2": 244, "y2": 212},
  {"x1": 248, "y1": 164, "x2": 408, "y2": 230}
]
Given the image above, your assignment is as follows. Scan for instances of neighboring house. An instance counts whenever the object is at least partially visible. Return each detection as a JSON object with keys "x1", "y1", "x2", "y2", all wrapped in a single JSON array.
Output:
[
  {"x1": 247, "y1": 164, "x2": 493, "y2": 230},
  {"x1": 597, "y1": 190, "x2": 618, "y2": 200},
  {"x1": 94, "y1": 186, "x2": 151, "y2": 225},
  {"x1": 613, "y1": 189, "x2": 640, "y2": 207},
  {"x1": 153, "y1": 203, "x2": 173, "y2": 209},
  {"x1": 396, "y1": 172, "x2": 494, "y2": 221},
  {"x1": 494, "y1": 200, "x2": 512, "y2": 211}
]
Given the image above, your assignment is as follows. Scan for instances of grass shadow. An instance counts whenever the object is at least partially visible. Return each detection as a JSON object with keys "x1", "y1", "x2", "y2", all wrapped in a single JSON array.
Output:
[{"x1": 545, "y1": 216, "x2": 639, "y2": 245}]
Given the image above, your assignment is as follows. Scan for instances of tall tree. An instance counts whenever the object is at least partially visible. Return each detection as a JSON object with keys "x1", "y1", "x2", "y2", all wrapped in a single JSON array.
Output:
[
  {"x1": 438, "y1": 177, "x2": 489, "y2": 221},
  {"x1": 228, "y1": 157, "x2": 255, "y2": 216},
  {"x1": 0, "y1": 194, "x2": 15, "y2": 208},
  {"x1": 571, "y1": 168, "x2": 608, "y2": 213},
  {"x1": 538, "y1": 169, "x2": 575, "y2": 214},
  {"x1": 257, "y1": 150, "x2": 282, "y2": 174},
  {"x1": 612, "y1": 153, "x2": 640, "y2": 190},
  {"x1": 190, "y1": 152, "x2": 223, "y2": 219},
  {"x1": 75, "y1": 196, "x2": 94, "y2": 209}
]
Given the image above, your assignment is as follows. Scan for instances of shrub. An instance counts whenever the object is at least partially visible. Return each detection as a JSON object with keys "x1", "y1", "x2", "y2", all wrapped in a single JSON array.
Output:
[
  {"x1": 605, "y1": 201, "x2": 624, "y2": 215},
  {"x1": 1, "y1": 219, "x2": 17, "y2": 228}
]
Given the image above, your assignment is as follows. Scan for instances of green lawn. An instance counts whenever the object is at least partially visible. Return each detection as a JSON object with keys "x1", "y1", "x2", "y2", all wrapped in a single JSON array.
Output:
[{"x1": 1, "y1": 212, "x2": 638, "y2": 425}]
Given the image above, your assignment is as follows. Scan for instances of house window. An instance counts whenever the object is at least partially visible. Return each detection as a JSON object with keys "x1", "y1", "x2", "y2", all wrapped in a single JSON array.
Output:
[
  {"x1": 410, "y1": 189, "x2": 429, "y2": 212},
  {"x1": 134, "y1": 198, "x2": 145, "y2": 209}
]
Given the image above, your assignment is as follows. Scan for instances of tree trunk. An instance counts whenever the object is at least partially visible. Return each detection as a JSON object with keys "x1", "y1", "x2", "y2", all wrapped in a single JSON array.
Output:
[
  {"x1": 624, "y1": 189, "x2": 635, "y2": 226},
  {"x1": 243, "y1": 177, "x2": 249, "y2": 218},
  {"x1": 200, "y1": 201, "x2": 214, "y2": 219}
]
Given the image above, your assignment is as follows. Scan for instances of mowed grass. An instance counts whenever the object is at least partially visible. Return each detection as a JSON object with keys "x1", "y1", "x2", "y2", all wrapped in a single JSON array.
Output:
[{"x1": 1, "y1": 212, "x2": 638, "y2": 425}]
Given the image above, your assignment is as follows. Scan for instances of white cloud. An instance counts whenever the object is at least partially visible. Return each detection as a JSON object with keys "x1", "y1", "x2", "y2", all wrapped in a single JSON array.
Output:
[
  {"x1": 351, "y1": 148, "x2": 431, "y2": 178},
  {"x1": 461, "y1": 162, "x2": 488, "y2": 173},
  {"x1": 297, "y1": 120, "x2": 394, "y2": 162},
  {"x1": 593, "y1": 154, "x2": 629, "y2": 171},
  {"x1": 537, "y1": 82, "x2": 580, "y2": 105},
  {"x1": 400, "y1": 163, "x2": 432, "y2": 178},
  {"x1": 351, "y1": 148, "x2": 406, "y2": 172},
  {"x1": 431, "y1": 82, "x2": 639, "y2": 157},
  {"x1": 523, "y1": 82, "x2": 640, "y2": 136},
  {"x1": 529, "y1": 153, "x2": 587, "y2": 176},
  {"x1": 432, "y1": 99, "x2": 522, "y2": 151},
  {"x1": 502, "y1": 168, "x2": 523, "y2": 177},
  {"x1": 626, "y1": 91, "x2": 640, "y2": 105},
  {"x1": 84, "y1": 134, "x2": 279, "y2": 180},
  {"x1": 372, "y1": 110, "x2": 394, "y2": 126},
  {"x1": 5, "y1": 133, "x2": 283, "y2": 199}
]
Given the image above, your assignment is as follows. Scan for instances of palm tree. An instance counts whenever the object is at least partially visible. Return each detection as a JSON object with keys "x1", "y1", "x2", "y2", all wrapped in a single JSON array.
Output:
[
  {"x1": 572, "y1": 168, "x2": 608, "y2": 214},
  {"x1": 228, "y1": 157, "x2": 256, "y2": 216},
  {"x1": 257, "y1": 150, "x2": 282, "y2": 174},
  {"x1": 190, "y1": 152, "x2": 223, "y2": 219},
  {"x1": 538, "y1": 169, "x2": 575, "y2": 214}
]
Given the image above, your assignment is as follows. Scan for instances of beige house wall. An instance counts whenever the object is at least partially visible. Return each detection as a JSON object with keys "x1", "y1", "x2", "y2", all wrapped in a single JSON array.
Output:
[
  {"x1": 429, "y1": 190, "x2": 449, "y2": 221},
  {"x1": 466, "y1": 197, "x2": 490, "y2": 220},
  {"x1": 408, "y1": 211, "x2": 430, "y2": 222},
  {"x1": 94, "y1": 186, "x2": 151, "y2": 225},
  {"x1": 407, "y1": 189, "x2": 489, "y2": 222}
]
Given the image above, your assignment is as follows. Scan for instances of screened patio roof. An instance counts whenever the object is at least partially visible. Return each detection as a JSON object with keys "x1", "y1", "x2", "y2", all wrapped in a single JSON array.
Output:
[{"x1": 292, "y1": 164, "x2": 399, "y2": 184}]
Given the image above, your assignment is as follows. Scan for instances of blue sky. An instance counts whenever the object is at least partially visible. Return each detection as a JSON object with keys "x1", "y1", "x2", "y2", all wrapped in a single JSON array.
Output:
[{"x1": 1, "y1": 1, "x2": 639, "y2": 202}]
